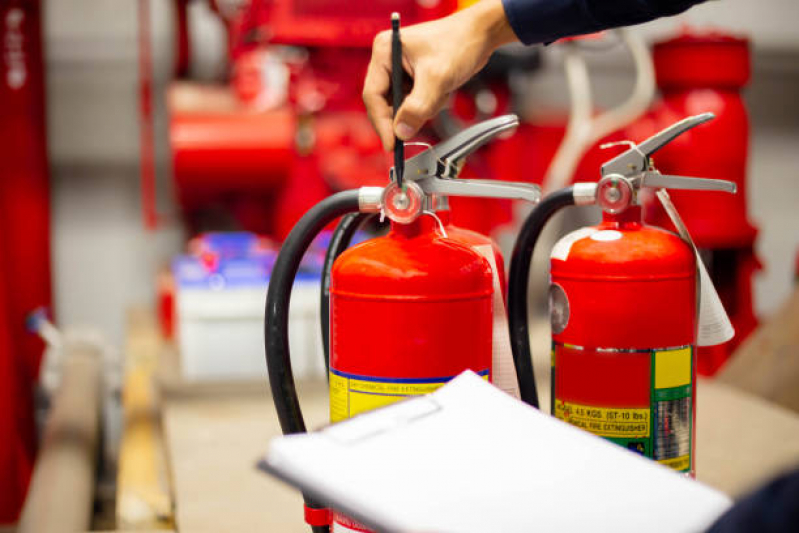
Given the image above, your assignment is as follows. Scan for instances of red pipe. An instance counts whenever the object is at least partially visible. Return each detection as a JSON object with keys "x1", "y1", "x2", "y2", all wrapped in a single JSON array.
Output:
[
  {"x1": 0, "y1": 0, "x2": 50, "y2": 521},
  {"x1": 138, "y1": 0, "x2": 159, "y2": 230}
]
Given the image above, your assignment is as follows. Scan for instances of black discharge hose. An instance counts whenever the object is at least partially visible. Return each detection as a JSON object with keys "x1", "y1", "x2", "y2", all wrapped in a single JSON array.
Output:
[
  {"x1": 320, "y1": 212, "x2": 375, "y2": 375},
  {"x1": 508, "y1": 186, "x2": 576, "y2": 409},
  {"x1": 265, "y1": 190, "x2": 361, "y2": 533}
]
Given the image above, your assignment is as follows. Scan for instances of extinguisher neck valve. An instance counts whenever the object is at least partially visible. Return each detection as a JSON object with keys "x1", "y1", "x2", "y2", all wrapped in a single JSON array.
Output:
[
  {"x1": 358, "y1": 186, "x2": 385, "y2": 213},
  {"x1": 376, "y1": 114, "x2": 545, "y2": 223}
]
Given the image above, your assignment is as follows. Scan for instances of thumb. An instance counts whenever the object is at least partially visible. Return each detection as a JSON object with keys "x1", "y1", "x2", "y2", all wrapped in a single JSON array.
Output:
[{"x1": 394, "y1": 69, "x2": 447, "y2": 141}]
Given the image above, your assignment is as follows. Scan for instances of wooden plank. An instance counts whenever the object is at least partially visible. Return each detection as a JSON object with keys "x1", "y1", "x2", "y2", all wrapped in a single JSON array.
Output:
[
  {"x1": 116, "y1": 309, "x2": 174, "y2": 530},
  {"x1": 695, "y1": 379, "x2": 799, "y2": 496}
]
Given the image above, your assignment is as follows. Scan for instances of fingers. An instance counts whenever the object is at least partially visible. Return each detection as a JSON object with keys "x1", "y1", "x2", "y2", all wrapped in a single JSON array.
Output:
[
  {"x1": 364, "y1": 31, "x2": 450, "y2": 149},
  {"x1": 394, "y1": 64, "x2": 449, "y2": 141},
  {"x1": 363, "y1": 31, "x2": 395, "y2": 151},
  {"x1": 363, "y1": 67, "x2": 395, "y2": 151}
]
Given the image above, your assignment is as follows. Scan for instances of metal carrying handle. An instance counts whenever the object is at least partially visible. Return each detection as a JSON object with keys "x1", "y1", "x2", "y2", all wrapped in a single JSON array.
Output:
[
  {"x1": 601, "y1": 112, "x2": 715, "y2": 177},
  {"x1": 395, "y1": 114, "x2": 520, "y2": 181},
  {"x1": 640, "y1": 173, "x2": 737, "y2": 194},
  {"x1": 416, "y1": 177, "x2": 541, "y2": 203}
]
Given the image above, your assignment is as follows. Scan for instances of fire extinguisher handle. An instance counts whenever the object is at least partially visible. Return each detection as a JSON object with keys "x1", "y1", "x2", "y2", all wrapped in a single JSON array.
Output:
[
  {"x1": 416, "y1": 177, "x2": 541, "y2": 203},
  {"x1": 434, "y1": 114, "x2": 519, "y2": 169},
  {"x1": 601, "y1": 113, "x2": 715, "y2": 177},
  {"x1": 397, "y1": 114, "x2": 520, "y2": 180},
  {"x1": 640, "y1": 172, "x2": 737, "y2": 194}
]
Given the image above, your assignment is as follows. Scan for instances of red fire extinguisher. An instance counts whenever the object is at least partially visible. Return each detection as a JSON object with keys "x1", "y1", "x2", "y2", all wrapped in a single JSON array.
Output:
[
  {"x1": 509, "y1": 113, "x2": 736, "y2": 476},
  {"x1": 266, "y1": 115, "x2": 540, "y2": 531}
]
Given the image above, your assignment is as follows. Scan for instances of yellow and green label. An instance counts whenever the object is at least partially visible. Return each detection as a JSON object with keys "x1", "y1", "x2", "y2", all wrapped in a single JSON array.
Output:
[{"x1": 553, "y1": 345, "x2": 693, "y2": 474}]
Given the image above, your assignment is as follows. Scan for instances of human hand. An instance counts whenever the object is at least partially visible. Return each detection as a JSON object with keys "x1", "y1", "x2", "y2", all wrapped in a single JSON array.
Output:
[{"x1": 363, "y1": 0, "x2": 518, "y2": 151}]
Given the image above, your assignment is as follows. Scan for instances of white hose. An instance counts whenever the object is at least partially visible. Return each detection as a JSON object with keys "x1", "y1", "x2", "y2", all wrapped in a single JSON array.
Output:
[{"x1": 542, "y1": 29, "x2": 656, "y2": 193}]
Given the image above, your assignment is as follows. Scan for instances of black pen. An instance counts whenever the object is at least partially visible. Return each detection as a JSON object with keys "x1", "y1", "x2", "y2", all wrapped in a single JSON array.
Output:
[{"x1": 391, "y1": 12, "x2": 404, "y2": 189}]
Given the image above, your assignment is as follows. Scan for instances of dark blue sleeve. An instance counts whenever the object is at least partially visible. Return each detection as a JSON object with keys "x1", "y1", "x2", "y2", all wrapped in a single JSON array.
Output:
[
  {"x1": 705, "y1": 468, "x2": 799, "y2": 533},
  {"x1": 501, "y1": 0, "x2": 705, "y2": 45}
]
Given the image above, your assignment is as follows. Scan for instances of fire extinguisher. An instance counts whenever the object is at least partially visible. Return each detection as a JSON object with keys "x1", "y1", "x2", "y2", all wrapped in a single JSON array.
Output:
[
  {"x1": 509, "y1": 113, "x2": 736, "y2": 476},
  {"x1": 265, "y1": 115, "x2": 540, "y2": 531},
  {"x1": 319, "y1": 194, "x2": 512, "y2": 392}
]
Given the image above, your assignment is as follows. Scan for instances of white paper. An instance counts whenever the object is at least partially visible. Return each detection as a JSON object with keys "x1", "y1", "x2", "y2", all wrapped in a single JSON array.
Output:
[
  {"x1": 473, "y1": 244, "x2": 520, "y2": 398},
  {"x1": 262, "y1": 371, "x2": 731, "y2": 533},
  {"x1": 656, "y1": 190, "x2": 735, "y2": 347}
]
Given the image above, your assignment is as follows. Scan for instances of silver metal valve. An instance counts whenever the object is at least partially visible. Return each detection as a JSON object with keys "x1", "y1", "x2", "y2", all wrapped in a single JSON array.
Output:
[{"x1": 378, "y1": 114, "x2": 541, "y2": 223}]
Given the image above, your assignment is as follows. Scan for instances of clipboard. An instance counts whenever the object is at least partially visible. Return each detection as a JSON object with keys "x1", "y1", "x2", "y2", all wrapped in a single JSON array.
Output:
[{"x1": 260, "y1": 371, "x2": 730, "y2": 532}]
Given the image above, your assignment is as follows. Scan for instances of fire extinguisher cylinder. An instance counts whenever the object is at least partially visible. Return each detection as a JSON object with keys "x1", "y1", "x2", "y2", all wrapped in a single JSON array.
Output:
[
  {"x1": 267, "y1": 115, "x2": 543, "y2": 532},
  {"x1": 509, "y1": 113, "x2": 737, "y2": 477}
]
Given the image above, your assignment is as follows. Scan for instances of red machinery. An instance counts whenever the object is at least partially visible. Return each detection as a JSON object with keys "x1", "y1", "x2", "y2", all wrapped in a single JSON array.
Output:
[
  {"x1": 165, "y1": 0, "x2": 543, "y2": 242},
  {"x1": 508, "y1": 114, "x2": 736, "y2": 476},
  {"x1": 168, "y1": 0, "x2": 457, "y2": 239},
  {"x1": 266, "y1": 116, "x2": 540, "y2": 531},
  {"x1": 625, "y1": 29, "x2": 757, "y2": 376},
  {"x1": 0, "y1": 0, "x2": 50, "y2": 522}
]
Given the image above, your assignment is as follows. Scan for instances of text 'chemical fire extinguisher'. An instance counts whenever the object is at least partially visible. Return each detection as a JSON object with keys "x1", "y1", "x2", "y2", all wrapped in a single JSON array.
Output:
[
  {"x1": 509, "y1": 112, "x2": 736, "y2": 478},
  {"x1": 266, "y1": 113, "x2": 540, "y2": 532}
]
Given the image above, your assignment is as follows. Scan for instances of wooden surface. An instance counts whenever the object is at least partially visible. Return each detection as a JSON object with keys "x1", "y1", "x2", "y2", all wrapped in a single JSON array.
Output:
[
  {"x1": 719, "y1": 287, "x2": 799, "y2": 414},
  {"x1": 157, "y1": 320, "x2": 799, "y2": 532},
  {"x1": 163, "y1": 380, "x2": 329, "y2": 533}
]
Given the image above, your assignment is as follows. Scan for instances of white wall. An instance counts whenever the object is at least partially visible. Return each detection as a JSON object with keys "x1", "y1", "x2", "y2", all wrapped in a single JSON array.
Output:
[{"x1": 46, "y1": 0, "x2": 182, "y2": 348}]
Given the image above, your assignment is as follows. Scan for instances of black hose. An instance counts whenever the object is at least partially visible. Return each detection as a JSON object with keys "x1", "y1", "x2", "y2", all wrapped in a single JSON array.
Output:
[
  {"x1": 508, "y1": 187, "x2": 575, "y2": 408},
  {"x1": 320, "y1": 212, "x2": 374, "y2": 375},
  {"x1": 265, "y1": 189, "x2": 361, "y2": 533}
]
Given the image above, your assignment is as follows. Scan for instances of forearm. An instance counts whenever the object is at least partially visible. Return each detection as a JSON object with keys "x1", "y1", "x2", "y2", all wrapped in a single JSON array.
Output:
[{"x1": 502, "y1": 0, "x2": 706, "y2": 45}]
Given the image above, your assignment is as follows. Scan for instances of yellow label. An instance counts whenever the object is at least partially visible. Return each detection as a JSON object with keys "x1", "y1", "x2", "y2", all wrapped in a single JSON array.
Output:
[
  {"x1": 330, "y1": 369, "x2": 489, "y2": 423},
  {"x1": 654, "y1": 347, "x2": 692, "y2": 389},
  {"x1": 554, "y1": 400, "x2": 650, "y2": 438},
  {"x1": 658, "y1": 455, "x2": 690, "y2": 472}
]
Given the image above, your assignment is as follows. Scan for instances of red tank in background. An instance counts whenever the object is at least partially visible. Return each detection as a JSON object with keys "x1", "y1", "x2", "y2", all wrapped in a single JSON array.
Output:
[{"x1": 625, "y1": 30, "x2": 759, "y2": 376}]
